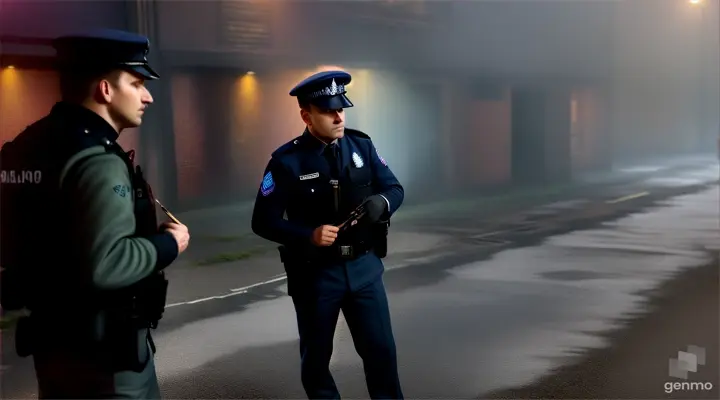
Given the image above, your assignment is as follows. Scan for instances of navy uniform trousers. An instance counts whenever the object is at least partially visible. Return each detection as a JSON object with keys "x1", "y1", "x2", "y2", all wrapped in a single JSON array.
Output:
[{"x1": 289, "y1": 250, "x2": 403, "y2": 400}]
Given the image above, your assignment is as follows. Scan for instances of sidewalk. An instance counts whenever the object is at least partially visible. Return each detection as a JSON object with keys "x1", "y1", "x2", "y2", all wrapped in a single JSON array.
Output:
[
  {"x1": 484, "y1": 254, "x2": 719, "y2": 399},
  {"x1": 174, "y1": 182, "x2": 581, "y2": 268},
  {"x1": 172, "y1": 154, "x2": 717, "y2": 267}
]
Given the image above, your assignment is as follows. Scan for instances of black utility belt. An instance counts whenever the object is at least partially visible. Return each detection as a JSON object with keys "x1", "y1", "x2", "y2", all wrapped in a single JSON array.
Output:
[
  {"x1": 327, "y1": 241, "x2": 373, "y2": 260},
  {"x1": 279, "y1": 241, "x2": 375, "y2": 264}
]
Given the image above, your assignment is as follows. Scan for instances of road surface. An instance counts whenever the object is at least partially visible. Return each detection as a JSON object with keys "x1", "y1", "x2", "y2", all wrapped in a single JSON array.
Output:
[{"x1": 1, "y1": 157, "x2": 718, "y2": 399}]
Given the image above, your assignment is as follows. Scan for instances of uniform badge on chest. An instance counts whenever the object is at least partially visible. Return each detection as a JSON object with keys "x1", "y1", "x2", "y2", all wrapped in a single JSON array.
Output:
[{"x1": 351, "y1": 152, "x2": 364, "y2": 168}]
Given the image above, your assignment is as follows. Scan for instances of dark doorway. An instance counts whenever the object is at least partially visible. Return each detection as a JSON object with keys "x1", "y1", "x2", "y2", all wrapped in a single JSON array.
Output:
[
  {"x1": 404, "y1": 82, "x2": 443, "y2": 199},
  {"x1": 511, "y1": 89, "x2": 546, "y2": 184}
]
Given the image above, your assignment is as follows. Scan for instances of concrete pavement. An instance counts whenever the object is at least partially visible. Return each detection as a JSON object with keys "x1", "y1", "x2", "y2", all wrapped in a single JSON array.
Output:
[
  {"x1": 152, "y1": 164, "x2": 718, "y2": 399},
  {"x1": 1, "y1": 156, "x2": 717, "y2": 399},
  {"x1": 486, "y1": 255, "x2": 719, "y2": 399},
  {"x1": 172, "y1": 153, "x2": 716, "y2": 242},
  {"x1": 163, "y1": 154, "x2": 718, "y2": 306}
]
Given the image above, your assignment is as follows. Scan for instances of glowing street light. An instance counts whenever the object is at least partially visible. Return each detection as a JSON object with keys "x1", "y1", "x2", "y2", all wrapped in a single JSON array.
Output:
[{"x1": 689, "y1": 0, "x2": 702, "y2": 5}]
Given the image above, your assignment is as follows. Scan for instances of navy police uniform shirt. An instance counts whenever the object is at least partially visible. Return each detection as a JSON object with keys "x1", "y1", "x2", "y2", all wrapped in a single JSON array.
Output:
[
  {"x1": 251, "y1": 69, "x2": 404, "y2": 296},
  {"x1": 252, "y1": 69, "x2": 404, "y2": 253},
  {"x1": 251, "y1": 127, "x2": 403, "y2": 250}
]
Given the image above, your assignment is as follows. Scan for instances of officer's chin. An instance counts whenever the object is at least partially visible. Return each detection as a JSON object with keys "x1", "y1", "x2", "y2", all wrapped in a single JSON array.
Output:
[{"x1": 124, "y1": 117, "x2": 142, "y2": 130}]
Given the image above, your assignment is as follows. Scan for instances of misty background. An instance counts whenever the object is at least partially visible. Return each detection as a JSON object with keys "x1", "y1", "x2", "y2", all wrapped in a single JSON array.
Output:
[{"x1": 1, "y1": 0, "x2": 718, "y2": 212}]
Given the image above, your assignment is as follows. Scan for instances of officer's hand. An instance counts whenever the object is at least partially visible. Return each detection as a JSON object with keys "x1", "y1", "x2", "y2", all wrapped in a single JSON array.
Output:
[
  {"x1": 364, "y1": 195, "x2": 388, "y2": 223},
  {"x1": 162, "y1": 222, "x2": 190, "y2": 253},
  {"x1": 312, "y1": 225, "x2": 339, "y2": 247}
]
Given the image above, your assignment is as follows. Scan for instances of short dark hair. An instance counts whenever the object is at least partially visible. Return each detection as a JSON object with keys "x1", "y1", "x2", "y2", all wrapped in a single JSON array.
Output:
[
  {"x1": 58, "y1": 67, "x2": 122, "y2": 102},
  {"x1": 298, "y1": 98, "x2": 312, "y2": 110}
]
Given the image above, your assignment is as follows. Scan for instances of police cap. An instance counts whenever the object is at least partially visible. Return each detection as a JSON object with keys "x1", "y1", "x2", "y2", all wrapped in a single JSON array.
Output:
[
  {"x1": 52, "y1": 28, "x2": 159, "y2": 80},
  {"x1": 289, "y1": 70, "x2": 353, "y2": 110}
]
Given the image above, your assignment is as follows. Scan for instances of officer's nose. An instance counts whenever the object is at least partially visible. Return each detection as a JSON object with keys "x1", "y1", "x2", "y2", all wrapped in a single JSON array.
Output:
[
  {"x1": 142, "y1": 87, "x2": 154, "y2": 104},
  {"x1": 333, "y1": 109, "x2": 344, "y2": 122}
]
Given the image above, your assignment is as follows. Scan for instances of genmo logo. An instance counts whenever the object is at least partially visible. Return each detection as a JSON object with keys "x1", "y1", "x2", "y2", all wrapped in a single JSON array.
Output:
[
  {"x1": 664, "y1": 381, "x2": 713, "y2": 394},
  {"x1": 664, "y1": 344, "x2": 713, "y2": 394}
]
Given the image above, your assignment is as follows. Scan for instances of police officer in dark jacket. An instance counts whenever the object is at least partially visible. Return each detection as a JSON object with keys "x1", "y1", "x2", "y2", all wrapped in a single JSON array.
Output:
[
  {"x1": 0, "y1": 29, "x2": 189, "y2": 398},
  {"x1": 251, "y1": 70, "x2": 404, "y2": 399}
]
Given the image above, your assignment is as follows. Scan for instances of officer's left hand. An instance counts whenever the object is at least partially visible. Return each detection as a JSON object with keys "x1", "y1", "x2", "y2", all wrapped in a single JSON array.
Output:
[{"x1": 363, "y1": 195, "x2": 387, "y2": 223}]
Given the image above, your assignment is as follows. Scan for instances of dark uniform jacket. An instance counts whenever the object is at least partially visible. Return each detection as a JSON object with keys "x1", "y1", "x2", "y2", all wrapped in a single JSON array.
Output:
[
  {"x1": 0, "y1": 101, "x2": 177, "y2": 314},
  {"x1": 251, "y1": 128, "x2": 403, "y2": 294}
]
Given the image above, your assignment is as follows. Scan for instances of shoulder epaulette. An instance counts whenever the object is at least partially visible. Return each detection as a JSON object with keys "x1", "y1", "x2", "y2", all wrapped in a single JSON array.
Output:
[
  {"x1": 271, "y1": 135, "x2": 302, "y2": 158},
  {"x1": 65, "y1": 127, "x2": 114, "y2": 156}
]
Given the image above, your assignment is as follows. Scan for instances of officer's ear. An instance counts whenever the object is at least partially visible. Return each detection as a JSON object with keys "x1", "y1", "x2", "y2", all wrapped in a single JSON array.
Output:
[
  {"x1": 95, "y1": 71, "x2": 122, "y2": 104},
  {"x1": 96, "y1": 80, "x2": 114, "y2": 104},
  {"x1": 300, "y1": 105, "x2": 312, "y2": 126}
]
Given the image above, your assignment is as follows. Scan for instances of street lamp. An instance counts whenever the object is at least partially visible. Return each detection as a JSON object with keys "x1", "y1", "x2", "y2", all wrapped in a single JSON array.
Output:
[{"x1": 688, "y1": 0, "x2": 702, "y2": 5}]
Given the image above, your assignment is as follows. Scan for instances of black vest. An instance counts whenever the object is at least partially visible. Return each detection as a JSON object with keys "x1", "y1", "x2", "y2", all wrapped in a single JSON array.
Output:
[{"x1": 0, "y1": 110, "x2": 160, "y2": 313}]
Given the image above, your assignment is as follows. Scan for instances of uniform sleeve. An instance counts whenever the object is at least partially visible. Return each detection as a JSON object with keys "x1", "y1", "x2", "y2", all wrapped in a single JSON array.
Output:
[
  {"x1": 64, "y1": 153, "x2": 178, "y2": 290},
  {"x1": 251, "y1": 157, "x2": 315, "y2": 245},
  {"x1": 368, "y1": 141, "x2": 404, "y2": 217}
]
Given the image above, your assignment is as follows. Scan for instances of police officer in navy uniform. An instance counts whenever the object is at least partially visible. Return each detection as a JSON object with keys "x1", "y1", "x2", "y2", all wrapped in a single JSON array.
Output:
[
  {"x1": 251, "y1": 70, "x2": 404, "y2": 399},
  {"x1": 0, "y1": 29, "x2": 189, "y2": 398}
]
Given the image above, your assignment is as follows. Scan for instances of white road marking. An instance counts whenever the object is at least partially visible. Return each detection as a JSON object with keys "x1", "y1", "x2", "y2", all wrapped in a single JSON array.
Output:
[
  {"x1": 164, "y1": 252, "x2": 455, "y2": 309},
  {"x1": 230, "y1": 274, "x2": 288, "y2": 292},
  {"x1": 165, "y1": 291, "x2": 250, "y2": 308},
  {"x1": 166, "y1": 275, "x2": 287, "y2": 308},
  {"x1": 606, "y1": 191, "x2": 650, "y2": 204},
  {"x1": 162, "y1": 180, "x2": 707, "y2": 310}
]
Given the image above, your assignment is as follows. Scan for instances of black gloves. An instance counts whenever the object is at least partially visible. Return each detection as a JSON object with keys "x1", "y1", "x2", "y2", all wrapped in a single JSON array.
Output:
[{"x1": 363, "y1": 194, "x2": 388, "y2": 223}]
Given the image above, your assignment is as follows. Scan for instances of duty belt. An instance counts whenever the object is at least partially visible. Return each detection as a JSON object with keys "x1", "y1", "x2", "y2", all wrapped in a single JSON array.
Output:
[{"x1": 333, "y1": 240, "x2": 372, "y2": 259}]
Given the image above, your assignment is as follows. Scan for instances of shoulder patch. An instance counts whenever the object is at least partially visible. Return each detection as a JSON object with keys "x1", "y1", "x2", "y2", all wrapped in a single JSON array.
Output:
[
  {"x1": 113, "y1": 184, "x2": 131, "y2": 198},
  {"x1": 260, "y1": 171, "x2": 275, "y2": 196}
]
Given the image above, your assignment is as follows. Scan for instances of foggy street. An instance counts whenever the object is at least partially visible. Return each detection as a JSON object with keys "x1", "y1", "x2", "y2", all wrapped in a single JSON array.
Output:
[
  {"x1": 160, "y1": 154, "x2": 720, "y2": 306},
  {"x1": 1, "y1": 157, "x2": 717, "y2": 399},
  {"x1": 2, "y1": 0, "x2": 720, "y2": 399}
]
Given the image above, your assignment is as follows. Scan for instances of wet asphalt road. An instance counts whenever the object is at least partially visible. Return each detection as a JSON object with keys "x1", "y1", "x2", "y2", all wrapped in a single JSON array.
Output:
[{"x1": 1, "y1": 160, "x2": 718, "y2": 399}]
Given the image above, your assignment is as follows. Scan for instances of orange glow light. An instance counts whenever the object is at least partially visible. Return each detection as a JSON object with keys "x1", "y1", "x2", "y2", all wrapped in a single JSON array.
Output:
[{"x1": 315, "y1": 65, "x2": 346, "y2": 73}]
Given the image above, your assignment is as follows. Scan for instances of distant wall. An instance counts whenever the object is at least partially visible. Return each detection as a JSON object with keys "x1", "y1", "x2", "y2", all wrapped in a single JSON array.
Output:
[
  {"x1": 571, "y1": 88, "x2": 610, "y2": 172},
  {"x1": 609, "y1": 0, "x2": 720, "y2": 160},
  {"x1": 0, "y1": 0, "x2": 129, "y2": 40},
  {"x1": 464, "y1": 90, "x2": 513, "y2": 187},
  {"x1": 0, "y1": 66, "x2": 141, "y2": 155},
  {"x1": 167, "y1": 66, "x2": 452, "y2": 207},
  {"x1": 0, "y1": 68, "x2": 59, "y2": 144}
]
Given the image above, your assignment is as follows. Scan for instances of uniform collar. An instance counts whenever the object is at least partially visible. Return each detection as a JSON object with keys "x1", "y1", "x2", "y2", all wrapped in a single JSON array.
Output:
[
  {"x1": 51, "y1": 101, "x2": 120, "y2": 143},
  {"x1": 302, "y1": 128, "x2": 339, "y2": 155}
]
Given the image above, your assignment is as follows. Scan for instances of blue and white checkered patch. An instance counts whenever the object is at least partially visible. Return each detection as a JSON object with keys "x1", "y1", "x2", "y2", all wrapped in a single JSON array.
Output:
[{"x1": 261, "y1": 171, "x2": 275, "y2": 196}]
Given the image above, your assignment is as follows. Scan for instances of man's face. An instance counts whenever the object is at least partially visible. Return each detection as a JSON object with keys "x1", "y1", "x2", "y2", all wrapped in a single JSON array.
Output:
[
  {"x1": 102, "y1": 70, "x2": 154, "y2": 130},
  {"x1": 301, "y1": 105, "x2": 345, "y2": 143}
]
